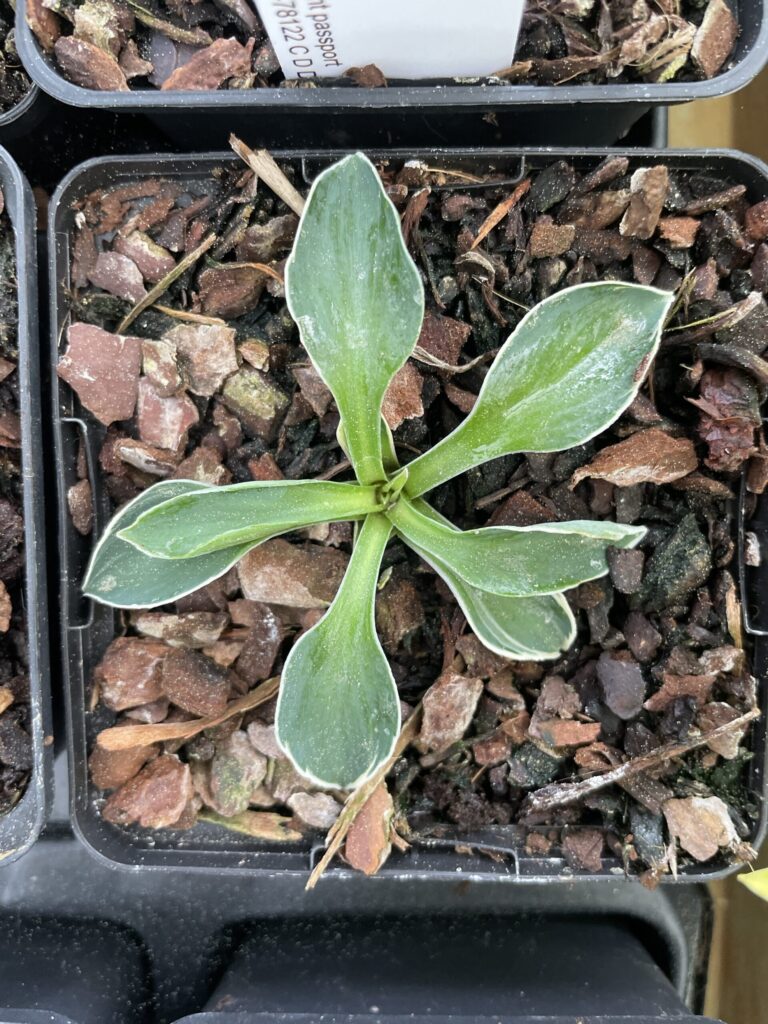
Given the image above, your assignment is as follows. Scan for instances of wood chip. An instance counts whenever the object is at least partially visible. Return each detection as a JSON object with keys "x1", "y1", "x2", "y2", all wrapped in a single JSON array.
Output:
[
  {"x1": 522, "y1": 708, "x2": 760, "y2": 819},
  {"x1": 343, "y1": 782, "x2": 394, "y2": 875},
  {"x1": 0, "y1": 686, "x2": 13, "y2": 715},
  {"x1": 229, "y1": 137, "x2": 306, "y2": 217},
  {"x1": 470, "y1": 179, "x2": 531, "y2": 250},
  {"x1": 0, "y1": 581, "x2": 11, "y2": 633},
  {"x1": 96, "y1": 675, "x2": 279, "y2": 750},
  {"x1": 571, "y1": 429, "x2": 697, "y2": 488},
  {"x1": 306, "y1": 708, "x2": 422, "y2": 890}
]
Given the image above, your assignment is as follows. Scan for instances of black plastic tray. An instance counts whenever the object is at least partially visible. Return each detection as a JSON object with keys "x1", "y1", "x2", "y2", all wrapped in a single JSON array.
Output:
[
  {"x1": 50, "y1": 146, "x2": 768, "y2": 881},
  {"x1": 16, "y1": 0, "x2": 768, "y2": 148},
  {"x1": 180, "y1": 918, "x2": 695, "y2": 1018},
  {"x1": 0, "y1": 145, "x2": 52, "y2": 867},
  {"x1": 0, "y1": 916, "x2": 151, "y2": 1024},
  {"x1": 0, "y1": 834, "x2": 715, "y2": 1022},
  {"x1": 176, "y1": 1018, "x2": 721, "y2": 1024}
]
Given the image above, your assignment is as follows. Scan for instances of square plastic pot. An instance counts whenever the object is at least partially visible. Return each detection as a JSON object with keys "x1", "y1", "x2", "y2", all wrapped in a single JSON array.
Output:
[
  {"x1": 16, "y1": 0, "x2": 768, "y2": 148},
  {"x1": 176, "y1": 1018, "x2": 722, "y2": 1024},
  {"x1": 49, "y1": 146, "x2": 768, "y2": 881},
  {"x1": 0, "y1": 145, "x2": 52, "y2": 867},
  {"x1": 0, "y1": 83, "x2": 48, "y2": 143},
  {"x1": 0, "y1": 916, "x2": 151, "y2": 1023},
  {"x1": 175, "y1": 916, "x2": 702, "y2": 1019}
]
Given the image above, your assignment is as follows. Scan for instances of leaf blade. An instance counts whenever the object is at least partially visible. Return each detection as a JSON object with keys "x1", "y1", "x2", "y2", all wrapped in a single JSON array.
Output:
[
  {"x1": 83, "y1": 480, "x2": 255, "y2": 609},
  {"x1": 285, "y1": 152, "x2": 424, "y2": 485},
  {"x1": 275, "y1": 513, "x2": 400, "y2": 790},
  {"x1": 404, "y1": 282, "x2": 674, "y2": 497},
  {"x1": 390, "y1": 498, "x2": 645, "y2": 597},
  {"x1": 411, "y1": 499, "x2": 576, "y2": 659},
  {"x1": 119, "y1": 479, "x2": 382, "y2": 559}
]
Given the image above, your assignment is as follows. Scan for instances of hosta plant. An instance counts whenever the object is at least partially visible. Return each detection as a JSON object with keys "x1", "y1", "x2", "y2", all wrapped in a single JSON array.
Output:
[{"x1": 85, "y1": 153, "x2": 674, "y2": 791}]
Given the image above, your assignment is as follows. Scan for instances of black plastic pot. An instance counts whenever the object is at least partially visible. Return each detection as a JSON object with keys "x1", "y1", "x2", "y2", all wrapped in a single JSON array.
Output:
[
  {"x1": 176, "y1": 1018, "x2": 721, "y2": 1024},
  {"x1": 177, "y1": 1017, "x2": 724, "y2": 1024},
  {"x1": 176, "y1": 916, "x2": 702, "y2": 1020},
  {"x1": 50, "y1": 146, "x2": 768, "y2": 881},
  {"x1": 0, "y1": 82, "x2": 48, "y2": 143},
  {"x1": 16, "y1": 0, "x2": 768, "y2": 148},
  {"x1": 1, "y1": 1016, "x2": 76, "y2": 1023},
  {"x1": 0, "y1": 145, "x2": 52, "y2": 867},
  {"x1": 0, "y1": 830, "x2": 715, "y2": 1021},
  {"x1": 0, "y1": 916, "x2": 151, "y2": 1024}
]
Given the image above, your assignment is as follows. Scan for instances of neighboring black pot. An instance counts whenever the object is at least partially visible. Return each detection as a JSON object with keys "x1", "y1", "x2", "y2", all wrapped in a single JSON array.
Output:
[
  {"x1": 176, "y1": 917, "x2": 696, "y2": 1020},
  {"x1": 0, "y1": 82, "x2": 48, "y2": 143},
  {"x1": 0, "y1": 145, "x2": 52, "y2": 867},
  {"x1": 50, "y1": 146, "x2": 768, "y2": 881},
  {"x1": 0, "y1": 916, "x2": 151, "y2": 1023},
  {"x1": 16, "y1": 0, "x2": 768, "y2": 148},
  {"x1": 176, "y1": 1018, "x2": 721, "y2": 1024}
]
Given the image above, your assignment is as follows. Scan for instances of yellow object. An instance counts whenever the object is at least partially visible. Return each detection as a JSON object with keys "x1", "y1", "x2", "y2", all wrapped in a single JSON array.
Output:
[
  {"x1": 669, "y1": 73, "x2": 768, "y2": 163},
  {"x1": 738, "y1": 866, "x2": 768, "y2": 900}
]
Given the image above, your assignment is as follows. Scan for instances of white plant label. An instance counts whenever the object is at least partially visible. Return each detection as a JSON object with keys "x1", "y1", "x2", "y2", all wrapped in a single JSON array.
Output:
[{"x1": 254, "y1": 0, "x2": 524, "y2": 80}]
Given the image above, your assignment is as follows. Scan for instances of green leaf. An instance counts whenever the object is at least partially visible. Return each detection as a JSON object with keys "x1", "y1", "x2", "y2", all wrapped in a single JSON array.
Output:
[
  {"x1": 83, "y1": 481, "x2": 255, "y2": 609},
  {"x1": 275, "y1": 513, "x2": 400, "y2": 789},
  {"x1": 286, "y1": 152, "x2": 424, "y2": 486},
  {"x1": 404, "y1": 282, "x2": 674, "y2": 497},
  {"x1": 411, "y1": 500, "x2": 576, "y2": 659},
  {"x1": 389, "y1": 497, "x2": 645, "y2": 597},
  {"x1": 119, "y1": 479, "x2": 382, "y2": 559}
]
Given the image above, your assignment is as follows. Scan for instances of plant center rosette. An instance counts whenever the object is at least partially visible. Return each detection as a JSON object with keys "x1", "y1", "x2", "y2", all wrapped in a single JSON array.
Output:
[{"x1": 59, "y1": 147, "x2": 767, "y2": 880}]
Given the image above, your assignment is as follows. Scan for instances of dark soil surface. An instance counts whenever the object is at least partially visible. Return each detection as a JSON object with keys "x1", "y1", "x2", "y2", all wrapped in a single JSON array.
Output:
[
  {"x1": 0, "y1": 195, "x2": 32, "y2": 818},
  {"x1": 0, "y1": 0, "x2": 31, "y2": 112},
  {"x1": 29, "y1": 0, "x2": 740, "y2": 92},
  {"x1": 58, "y1": 151, "x2": 768, "y2": 880}
]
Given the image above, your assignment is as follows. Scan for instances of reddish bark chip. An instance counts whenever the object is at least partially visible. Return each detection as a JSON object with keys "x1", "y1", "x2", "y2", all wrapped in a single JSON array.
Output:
[
  {"x1": 619, "y1": 166, "x2": 669, "y2": 240},
  {"x1": 90, "y1": 738, "x2": 159, "y2": 790},
  {"x1": 418, "y1": 671, "x2": 484, "y2": 752},
  {"x1": 88, "y1": 251, "x2": 147, "y2": 304},
  {"x1": 161, "y1": 37, "x2": 254, "y2": 91},
  {"x1": 54, "y1": 37, "x2": 129, "y2": 91},
  {"x1": 238, "y1": 539, "x2": 349, "y2": 608},
  {"x1": 382, "y1": 363, "x2": 424, "y2": 429},
  {"x1": 691, "y1": 0, "x2": 738, "y2": 79},
  {"x1": 745, "y1": 200, "x2": 768, "y2": 242},
  {"x1": 344, "y1": 783, "x2": 394, "y2": 875},
  {"x1": 58, "y1": 323, "x2": 142, "y2": 426},
  {"x1": 96, "y1": 637, "x2": 168, "y2": 711},
  {"x1": 571, "y1": 429, "x2": 697, "y2": 488},
  {"x1": 102, "y1": 754, "x2": 193, "y2": 829},
  {"x1": 137, "y1": 377, "x2": 199, "y2": 452},
  {"x1": 160, "y1": 648, "x2": 230, "y2": 717}
]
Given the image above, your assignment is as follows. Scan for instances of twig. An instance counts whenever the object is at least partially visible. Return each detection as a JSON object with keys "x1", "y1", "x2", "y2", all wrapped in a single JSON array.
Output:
[
  {"x1": 470, "y1": 179, "x2": 531, "y2": 250},
  {"x1": 521, "y1": 707, "x2": 760, "y2": 819},
  {"x1": 306, "y1": 707, "x2": 422, "y2": 890},
  {"x1": 153, "y1": 305, "x2": 226, "y2": 326},
  {"x1": 317, "y1": 459, "x2": 353, "y2": 481},
  {"x1": 117, "y1": 233, "x2": 217, "y2": 333},
  {"x1": 419, "y1": 166, "x2": 485, "y2": 183},
  {"x1": 663, "y1": 291, "x2": 762, "y2": 345},
  {"x1": 229, "y1": 136, "x2": 306, "y2": 216},
  {"x1": 210, "y1": 260, "x2": 284, "y2": 285},
  {"x1": 95, "y1": 676, "x2": 279, "y2": 751},
  {"x1": 412, "y1": 345, "x2": 496, "y2": 375}
]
